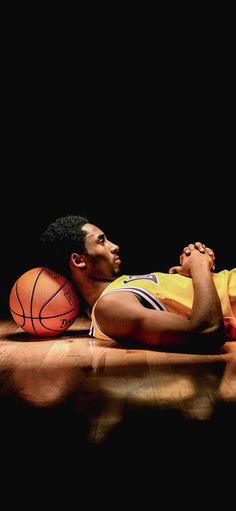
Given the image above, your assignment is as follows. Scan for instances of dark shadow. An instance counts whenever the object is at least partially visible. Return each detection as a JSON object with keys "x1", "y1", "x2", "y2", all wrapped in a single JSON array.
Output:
[
  {"x1": 116, "y1": 338, "x2": 228, "y2": 356},
  {"x1": 5, "y1": 328, "x2": 90, "y2": 342}
]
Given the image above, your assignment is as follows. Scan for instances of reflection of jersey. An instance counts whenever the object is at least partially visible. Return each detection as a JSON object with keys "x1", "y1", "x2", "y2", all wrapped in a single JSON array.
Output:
[{"x1": 89, "y1": 269, "x2": 236, "y2": 341}]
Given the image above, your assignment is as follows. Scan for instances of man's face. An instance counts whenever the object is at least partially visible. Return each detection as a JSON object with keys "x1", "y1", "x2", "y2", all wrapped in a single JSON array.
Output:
[{"x1": 81, "y1": 223, "x2": 121, "y2": 280}]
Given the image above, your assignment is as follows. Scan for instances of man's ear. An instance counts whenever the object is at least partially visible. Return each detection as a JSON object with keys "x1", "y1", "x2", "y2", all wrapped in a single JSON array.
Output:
[{"x1": 70, "y1": 252, "x2": 87, "y2": 269}]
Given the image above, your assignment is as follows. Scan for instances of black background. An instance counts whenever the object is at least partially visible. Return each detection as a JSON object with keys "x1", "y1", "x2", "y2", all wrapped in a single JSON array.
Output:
[
  {"x1": 1, "y1": 30, "x2": 235, "y2": 319},
  {"x1": 1, "y1": 134, "x2": 234, "y2": 319}
]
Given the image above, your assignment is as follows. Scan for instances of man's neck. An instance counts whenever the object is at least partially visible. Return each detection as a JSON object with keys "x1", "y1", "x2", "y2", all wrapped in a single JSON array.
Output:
[{"x1": 71, "y1": 274, "x2": 115, "y2": 309}]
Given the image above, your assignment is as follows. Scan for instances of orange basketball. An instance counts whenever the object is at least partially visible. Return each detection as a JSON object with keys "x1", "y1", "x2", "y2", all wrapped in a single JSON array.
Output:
[{"x1": 9, "y1": 267, "x2": 80, "y2": 337}]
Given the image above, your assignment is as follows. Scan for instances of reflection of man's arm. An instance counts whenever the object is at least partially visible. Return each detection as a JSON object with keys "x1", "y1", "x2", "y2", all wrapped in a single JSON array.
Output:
[{"x1": 218, "y1": 351, "x2": 236, "y2": 400}]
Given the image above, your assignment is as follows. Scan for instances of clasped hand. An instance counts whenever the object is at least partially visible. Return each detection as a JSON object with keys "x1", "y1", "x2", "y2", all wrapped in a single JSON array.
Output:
[{"x1": 169, "y1": 242, "x2": 216, "y2": 276}]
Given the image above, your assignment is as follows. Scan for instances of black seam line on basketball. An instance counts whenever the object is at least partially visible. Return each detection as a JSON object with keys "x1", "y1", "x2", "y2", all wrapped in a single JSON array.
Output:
[
  {"x1": 30, "y1": 268, "x2": 45, "y2": 336},
  {"x1": 29, "y1": 268, "x2": 74, "y2": 335},
  {"x1": 38, "y1": 271, "x2": 77, "y2": 317},
  {"x1": 15, "y1": 281, "x2": 26, "y2": 327},
  {"x1": 33, "y1": 324, "x2": 71, "y2": 333},
  {"x1": 9, "y1": 304, "x2": 79, "y2": 319}
]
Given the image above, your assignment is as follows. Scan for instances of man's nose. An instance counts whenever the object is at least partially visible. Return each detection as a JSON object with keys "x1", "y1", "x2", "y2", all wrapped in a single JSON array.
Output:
[{"x1": 110, "y1": 242, "x2": 119, "y2": 253}]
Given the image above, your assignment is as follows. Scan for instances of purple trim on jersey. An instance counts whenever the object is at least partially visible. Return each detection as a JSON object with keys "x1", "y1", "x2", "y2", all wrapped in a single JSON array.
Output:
[
  {"x1": 103, "y1": 287, "x2": 166, "y2": 311},
  {"x1": 123, "y1": 274, "x2": 159, "y2": 284},
  {"x1": 89, "y1": 315, "x2": 111, "y2": 340}
]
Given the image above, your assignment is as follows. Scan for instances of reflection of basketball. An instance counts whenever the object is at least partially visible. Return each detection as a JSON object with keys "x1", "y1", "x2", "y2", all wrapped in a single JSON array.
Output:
[{"x1": 9, "y1": 267, "x2": 80, "y2": 337}]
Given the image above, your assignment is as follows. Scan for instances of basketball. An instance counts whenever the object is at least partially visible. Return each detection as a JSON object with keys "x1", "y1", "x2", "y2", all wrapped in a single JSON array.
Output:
[{"x1": 9, "y1": 267, "x2": 80, "y2": 337}]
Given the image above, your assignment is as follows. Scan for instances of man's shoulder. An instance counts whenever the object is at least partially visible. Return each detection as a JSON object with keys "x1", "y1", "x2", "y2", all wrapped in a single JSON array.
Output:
[
  {"x1": 97, "y1": 289, "x2": 140, "y2": 309},
  {"x1": 93, "y1": 290, "x2": 144, "y2": 340}
]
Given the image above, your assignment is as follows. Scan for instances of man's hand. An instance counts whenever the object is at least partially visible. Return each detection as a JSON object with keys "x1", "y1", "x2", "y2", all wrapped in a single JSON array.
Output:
[{"x1": 169, "y1": 242, "x2": 216, "y2": 276}]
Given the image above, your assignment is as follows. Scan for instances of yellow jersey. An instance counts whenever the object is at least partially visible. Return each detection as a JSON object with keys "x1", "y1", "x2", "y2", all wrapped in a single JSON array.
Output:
[{"x1": 89, "y1": 269, "x2": 236, "y2": 342}]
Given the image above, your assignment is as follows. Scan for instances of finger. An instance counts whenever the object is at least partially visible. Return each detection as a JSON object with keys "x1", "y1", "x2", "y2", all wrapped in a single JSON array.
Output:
[
  {"x1": 183, "y1": 244, "x2": 194, "y2": 255},
  {"x1": 194, "y1": 242, "x2": 206, "y2": 253},
  {"x1": 169, "y1": 266, "x2": 182, "y2": 274},
  {"x1": 183, "y1": 247, "x2": 191, "y2": 255},
  {"x1": 205, "y1": 247, "x2": 215, "y2": 259}
]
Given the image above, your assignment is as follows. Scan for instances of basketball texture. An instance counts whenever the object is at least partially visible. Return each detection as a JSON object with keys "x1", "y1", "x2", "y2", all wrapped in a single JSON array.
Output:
[{"x1": 9, "y1": 267, "x2": 80, "y2": 337}]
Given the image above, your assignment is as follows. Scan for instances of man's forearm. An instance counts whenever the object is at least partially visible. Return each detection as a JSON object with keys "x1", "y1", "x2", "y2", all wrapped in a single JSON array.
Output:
[{"x1": 190, "y1": 262, "x2": 223, "y2": 333}]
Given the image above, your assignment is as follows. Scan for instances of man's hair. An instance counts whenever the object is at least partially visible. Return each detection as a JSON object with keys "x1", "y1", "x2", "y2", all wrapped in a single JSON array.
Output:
[{"x1": 40, "y1": 214, "x2": 89, "y2": 278}]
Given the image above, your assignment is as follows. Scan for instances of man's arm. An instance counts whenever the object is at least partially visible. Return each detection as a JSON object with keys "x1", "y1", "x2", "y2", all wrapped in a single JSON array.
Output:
[{"x1": 95, "y1": 247, "x2": 225, "y2": 350}]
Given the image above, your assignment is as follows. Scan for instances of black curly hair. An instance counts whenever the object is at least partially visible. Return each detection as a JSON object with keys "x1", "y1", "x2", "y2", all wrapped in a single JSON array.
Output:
[{"x1": 40, "y1": 214, "x2": 90, "y2": 278}]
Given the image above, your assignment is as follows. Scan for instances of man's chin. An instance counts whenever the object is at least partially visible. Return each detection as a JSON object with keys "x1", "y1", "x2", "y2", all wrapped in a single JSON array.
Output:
[{"x1": 113, "y1": 268, "x2": 121, "y2": 276}]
